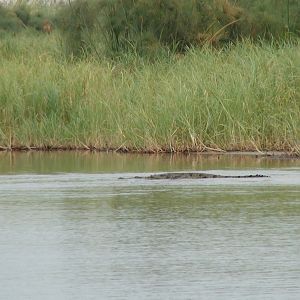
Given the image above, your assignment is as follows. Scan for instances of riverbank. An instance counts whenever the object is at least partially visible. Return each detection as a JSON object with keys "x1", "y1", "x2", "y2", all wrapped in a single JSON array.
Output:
[
  {"x1": 0, "y1": 32, "x2": 299, "y2": 154},
  {"x1": 0, "y1": 146, "x2": 299, "y2": 159}
]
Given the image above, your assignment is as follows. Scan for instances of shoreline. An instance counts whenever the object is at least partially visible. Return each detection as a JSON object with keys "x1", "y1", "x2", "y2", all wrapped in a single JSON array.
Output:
[{"x1": 0, "y1": 146, "x2": 299, "y2": 159}]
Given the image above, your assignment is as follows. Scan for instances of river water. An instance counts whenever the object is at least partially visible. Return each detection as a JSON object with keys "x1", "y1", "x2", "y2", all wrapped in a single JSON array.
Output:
[{"x1": 0, "y1": 152, "x2": 299, "y2": 300}]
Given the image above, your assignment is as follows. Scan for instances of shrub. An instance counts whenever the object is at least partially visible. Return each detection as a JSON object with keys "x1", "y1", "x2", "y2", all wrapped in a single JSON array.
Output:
[
  {"x1": 14, "y1": 3, "x2": 55, "y2": 32},
  {"x1": 99, "y1": 0, "x2": 213, "y2": 53},
  {"x1": 58, "y1": 0, "x2": 218, "y2": 56},
  {"x1": 58, "y1": 0, "x2": 97, "y2": 57},
  {"x1": 57, "y1": 0, "x2": 300, "y2": 58},
  {"x1": 0, "y1": 4, "x2": 23, "y2": 33},
  {"x1": 0, "y1": 2, "x2": 57, "y2": 34},
  {"x1": 15, "y1": 4, "x2": 31, "y2": 26},
  {"x1": 236, "y1": 0, "x2": 300, "y2": 38}
]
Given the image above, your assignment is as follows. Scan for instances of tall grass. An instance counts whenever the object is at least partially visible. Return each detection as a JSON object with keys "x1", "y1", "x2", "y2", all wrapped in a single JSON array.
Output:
[{"x1": 0, "y1": 32, "x2": 299, "y2": 153}]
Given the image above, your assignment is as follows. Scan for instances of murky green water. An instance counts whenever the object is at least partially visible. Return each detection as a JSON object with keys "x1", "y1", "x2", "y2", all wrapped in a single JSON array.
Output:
[{"x1": 0, "y1": 152, "x2": 299, "y2": 300}]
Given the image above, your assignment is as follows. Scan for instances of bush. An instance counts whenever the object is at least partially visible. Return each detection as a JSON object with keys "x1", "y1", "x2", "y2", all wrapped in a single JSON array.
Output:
[
  {"x1": 58, "y1": 0, "x2": 225, "y2": 56},
  {"x1": 0, "y1": 2, "x2": 57, "y2": 35},
  {"x1": 58, "y1": 0, "x2": 97, "y2": 57},
  {"x1": 99, "y1": 0, "x2": 213, "y2": 53},
  {"x1": 15, "y1": 3, "x2": 55, "y2": 32},
  {"x1": 237, "y1": 0, "x2": 300, "y2": 38},
  {"x1": 57, "y1": 0, "x2": 300, "y2": 58},
  {"x1": 14, "y1": 4, "x2": 31, "y2": 26},
  {"x1": 0, "y1": 4, "x2": 23, "y2": 33}
]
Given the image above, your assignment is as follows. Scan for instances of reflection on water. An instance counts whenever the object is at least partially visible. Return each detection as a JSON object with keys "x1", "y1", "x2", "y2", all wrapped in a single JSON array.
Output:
[
  {"x1": 0, "y1": 152, "x2": 299, "y2": 300},
  {"x1": 0, "y1": 151, "x2": 299, "y2": 174}
]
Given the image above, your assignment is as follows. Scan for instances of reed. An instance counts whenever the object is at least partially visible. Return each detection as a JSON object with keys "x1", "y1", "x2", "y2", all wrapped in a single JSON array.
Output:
[{"x1": 0, "y1": 32, "x2": 299, "y2": 153}]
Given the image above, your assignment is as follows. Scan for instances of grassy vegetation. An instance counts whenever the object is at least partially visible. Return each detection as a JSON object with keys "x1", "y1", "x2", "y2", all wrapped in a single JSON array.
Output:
[
  {"x1": 0, "y1": 30, "x2": 299, "y2": 153},
  {"x1": 0, "y1": 1, "x2": 57, "y2": 36},
  {"x1": 57, "y1": 0, "x2": 300, "y2": 57},
  {"x1": 0, "y1": 1, "x2": 299, "y2": 153},
  {"x1": 2, "y1": 1, "x2": 298, "y2": 56}
]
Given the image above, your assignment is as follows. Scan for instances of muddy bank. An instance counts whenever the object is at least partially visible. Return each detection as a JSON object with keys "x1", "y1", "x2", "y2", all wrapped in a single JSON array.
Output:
[{"x1": 0, "y1": 146, "x2": 299, "y2": 158}]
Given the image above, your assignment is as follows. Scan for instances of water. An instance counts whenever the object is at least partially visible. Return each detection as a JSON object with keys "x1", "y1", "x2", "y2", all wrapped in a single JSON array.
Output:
[{"x1": 0, "y1": 152, "x2": 300, "y2": 300}]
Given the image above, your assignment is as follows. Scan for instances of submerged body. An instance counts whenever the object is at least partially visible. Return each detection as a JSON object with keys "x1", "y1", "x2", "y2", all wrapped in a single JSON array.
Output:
[{"x1": 121, "y1": 173, "x2": 268, "y2": 180}]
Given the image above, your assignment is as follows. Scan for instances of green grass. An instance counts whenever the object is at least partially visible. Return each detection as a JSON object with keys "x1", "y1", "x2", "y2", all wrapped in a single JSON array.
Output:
[{"x1": 0, "y1": 31, "x2": 299, "y2": 153}]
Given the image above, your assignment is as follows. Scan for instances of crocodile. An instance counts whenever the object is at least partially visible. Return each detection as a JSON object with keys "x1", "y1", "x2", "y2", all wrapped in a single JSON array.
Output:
[{"x1": 119, "y1": 172, "x2": 269, "y2": 180}]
